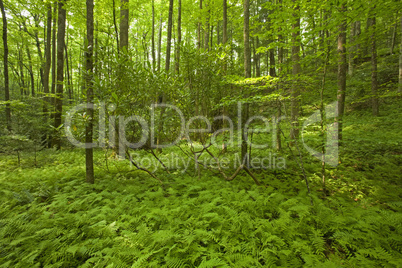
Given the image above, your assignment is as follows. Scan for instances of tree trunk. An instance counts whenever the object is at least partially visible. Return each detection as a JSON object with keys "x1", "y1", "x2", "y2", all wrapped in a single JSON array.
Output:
[
  {"x1": 269, "y1": 47, "x2": 276, "y2": 77},
  {"x1": 43, "y1": 3, "x2": 52, "y2": 147},
  {"x1": 17, "y1": 44, "x2": 26, "y2": 95},
  {"x1": 165, "y1": 0, "x2": 173, "y2": 72},
  {"x1": 255, "y1": 36, "x2": 261, "y2": 77},
  {"x1": 175, "y1": 0, "x2": 182, "y2": 74},
  {"x1": 217, "y1": 21, "x2": 220, "y2": 45},
  {"x1": 369, "y1": 13, "x2": 379, "y2": 116},
  {"x1": 51, "y1": 4, "x2": 56, "y2": 97},
  {"x1": 53, "y1": 0, "x2": 67, "y2": 150},
  {"x1": 33, "y1": 16, "x2": 44, "y2": 91},
  {"x1": 349, "y1": 21, "x2": 356, "y2": 76},
  {"x1": 390, "y1": 21, "x2": 397, "y2": 55},
  {"x1": 156, "y1": 0, "x2": 173, "y2": 151},
  {"x1": 86, "y1": 0, "x2": 95, "y2": 184},
  {"x1": 242, "y1": 0, "x2": 251, "y2": 167},
  {"x1": 204, "y1": 3, "x2": 210, "y2": 51},
  {"x1": 152, "y1": 0, "x2": 156, "y2": 71},
  {"x1": 278, "y1": 0, "x2": 283, "y2": 76},
  {"x1": 157, "y1": 13, "x2": 162, "y2": 71},
  {"x1": 0, "y1": 0, "x2": 11, "y2": 131},
  {"x1": 44, "y1": 4, "x2": 52, "y2": 107},
  {"x1": 65, "y1": 43, "x2": 72, "y2": 102},
  {"x1": 252, "y1": 37, "x2": 256, "y2": 77},
  {"x1": 26, "y1": 46, "x2": 35, "y2": 96},
  {"x1": 120, "y1": 0, "x2": 129, "y2": 51},
  {"x1": 337, "y1": 3, "x2": 347, "y2": 142},
  {"x1": 290, "y1": 0, "x2": 301, "y2": 141},
  {"x1": 113, "y1": 0, "x2": 120, "y2": 53},
  {"x1": 223, "y1": 0, "x2": 227, "y2": 73},
  {"x1": 198, "y1": 0, "x2": 202, "y2": 50},
  {"x1": 399, "y1": 16, "x2": 402, "y2": 93}
]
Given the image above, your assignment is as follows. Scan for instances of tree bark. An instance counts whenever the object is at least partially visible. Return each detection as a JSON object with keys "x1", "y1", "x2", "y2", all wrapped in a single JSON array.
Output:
[
  {"x1": 65, "y1": 42, "x2": 72, "y2": 102},
  {"x1": 165, "y1": 0, "x2": 173, "y2": 72},
  {"x1": 152, "y1": 0, "x2": 156, "y2": 71},
  {"x1": 86, "y1": 0, "x2": 94, "y2": 184},
  {"x1": 290, "y1": 0, "x2": 301, "y2": 141},
  {"x1": 51, "y1": 4, "x2": 56, "y2": 97},
  {"x1": 223, "y1": 0, "x2": 227, "y2": 73},
  {"x1": 113, "y1": 0, "x2": 120, "y2": 54},
  {"x1": 120, "y1": 0, "x2": 129, "y2": 51},
  {"x1": 175, "y1": 0, "x2": 181, "y2": 74},
  {"x1": 0, "y1": 0, "x2": 11, "y2": 131},
  {"x1": 157, "y1": 13, "x2": 162, "y2": 71},
  {"x1": 255, "y1": 36, "x2": 261, "y2": 77},
  {"x1": 42, "y1": 3, "x2": 52, "y2": 147},
  {"x1": 26, "y1": 46, "x2": 35, "y2": 96},
  {"x1": 369, "y1": 13, "x2": 379, "y2": 116},
  {"x1": 44, "y1": 4, "x2": 52, "y2": 108},
  {"x1": 198, "y1": 0, "x2": 202, "y2": 50},
  {"x1": 53, "y1": 0, "x2": 67, "y2": 149},
  {"x1": 33, "y1": 15, "x2": 44, "y2": 91},
  {"x1": 337, "y1": 3, "x2": 347, "y2": 142},
  {"x1": 204, "y1": 2, "x2": 210, "y2": 51},
  {"x1": 242, "y1": 0, "x2": 251, "y2": 167},
  {"x1": 269, "y1": 47, "x2": 276, "y2": 77},
  {"x1": 349, "y1": 21, "x2": 356, "y2": 76},
  {"x1": 278, "y1": 0, "x2": 283, "y2": 76},
  {"x1": 17, "y1": 43, "x2": 26, "y2": 95},
  {"x1": 399, "y1": 16, "x2": 402, "y2": 93},
  {"x1": 390, "y1": 21, "x2": 397, "y2": 55}
]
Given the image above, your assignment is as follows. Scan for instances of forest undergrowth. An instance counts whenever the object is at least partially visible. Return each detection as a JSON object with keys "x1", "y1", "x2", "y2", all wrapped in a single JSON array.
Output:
[{"x1": 0, "y1": 100, "x2": 401, "y2": 268}]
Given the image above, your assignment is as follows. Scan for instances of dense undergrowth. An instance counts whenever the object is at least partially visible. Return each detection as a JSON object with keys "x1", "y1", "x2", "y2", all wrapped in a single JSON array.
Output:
[{"x1": 1, "y1": 99, "x2": 401, "y2": 267}]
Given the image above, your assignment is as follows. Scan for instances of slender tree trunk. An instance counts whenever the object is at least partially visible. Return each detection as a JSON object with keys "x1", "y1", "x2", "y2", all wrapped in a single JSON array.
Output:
[
  {"x1": 65, "y1": 42, "x2": 72, "y2": 102},
  {"x1": 337, "y1": 3, "x2": 347, "y2": 142},
  {"x1": 204, "y1": 2, "x2": 210, "y2": 50},
  {"x1": 44, "y1": 5, "x2": 52, "y2": 107},
  {"x1": 51, "y1": 4, "x2": 56, "y2": 97},
  {"x1": 43, "y1": 4, "x2": 52, "y2": 147},
  {"x1": 165, "y1": 0, "x2": 173, "y2": 72},
  {"x1": 242, "y1": 0, "x2": 251, "y2": 167},
  {"x1": 355, "y1": 21, "x2": 361, "y2": 63},
  {"x1": 86, "y1": 0, "x2": 95, "y2": 184},
  {"x1": 120, "y1": 0, "x2": 129, "y2": 51},
  {"x1": 217, "y1": 21, "x2": 220, "y2": 45},
  {"x1": 152, "y1": 0, "x2": 156, "y2": 71},
  {"x1": 369, "y1": 13, "x2": 379, "y2": 116},
  {"x1": 113, "y1": 0, "x2": 120, "y2": 54},
  {"x1": 175, "y1": 0, "x2": 182, "y2": 74},
  {"x1": 33, "y1": 16, "x2": 44, "y2": 91},
  {"x1": 198, "y1": 0, "x2": 203, "y2": 50},
  {"x1": 95, "y1": 21, "x2": 98, "y2": 76},
  {"x1": 0, "y1": 0, "x2": 11, "y2": 131},
  {"x1": 26, "y1": 47, "x2": 35, "y2": 96},
  {"x1": 157, "y1": 13, "x2": 162, "y2": 71},
  {"x1": 252, "y1": 37, "x2": 256, "y2": 77},
  {"x1": 210, "y1": 25, "x2": 214, "y2": 48},
  {"x1": 18, "y1": 44, "x2": 26, "y2": 95},
  {"x1": 349, "y1": 21, "x2": 356, "y2": 76},
  {"x1": 390, "y1": 21, "x2": 397, "y2": 55},
  {"x1": 255, "y1": 36, "x2": 261, "y2": 77},
  {"x1": 399, "y1": 16, "x2": 402, "y2": 93},
  {"x1": 156, "y1": 0, "x2": 173, "y2": 151},
  {"x1": 278, "y1": 0, "x2": 283, "y2": 76},
  {"x1": 53, "y1": 0, "x2": 67, "y2": 149},
  {"x1": 269, "y1": 47, "x2": 276, "y2": 77},
  {"x1": 290, "y1": 0, "x2": 301, "y2": 141},
  {"x1": 223, "y1": 0, "x2": 227, "y2": 73}
]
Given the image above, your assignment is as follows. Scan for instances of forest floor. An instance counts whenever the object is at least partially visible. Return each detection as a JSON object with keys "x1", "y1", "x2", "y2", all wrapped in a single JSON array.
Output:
[{"x1": 0, "y1": 100, "x2": 401, "y2": 267}]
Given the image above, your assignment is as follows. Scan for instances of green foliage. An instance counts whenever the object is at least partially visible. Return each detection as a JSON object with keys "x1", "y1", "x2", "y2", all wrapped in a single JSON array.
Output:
[{"x1": 0, "y1": 138, "x2": 401, "y2": 267}]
